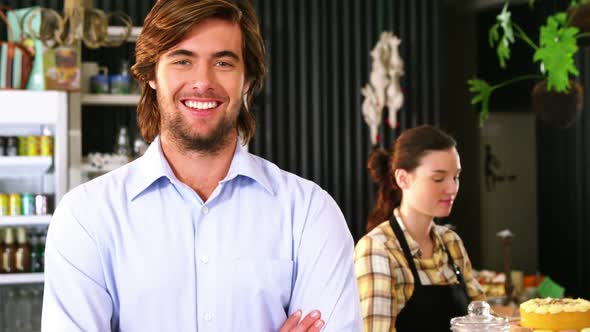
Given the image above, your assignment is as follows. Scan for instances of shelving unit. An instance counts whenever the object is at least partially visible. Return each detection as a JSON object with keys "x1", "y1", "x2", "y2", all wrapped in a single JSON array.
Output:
[
  {"x1": 69, "y1": 26, "x2": 143, "y2": 189},
  {"x1": 0, "y1": 90, "x2": 68, "y2": 201},
  {"x1": 0, "y1": 215, "x2": 51, "y2": 227},
  {"x1": 0, "y1": 273, "x2": 44, "y2": 285},
  {"x1": 107, "y1": 26, "x2": 142, "y2": 42},
  {"x1": 80, "y1": 162, "x2": 122, "y2": 174},
  {"x1": 0, "y1": 156, "x2": 53, "y2": 178},
  {"x1": 81, "y1": 93, "x2": 140, "y2": 106},
  {"x1": 0, "y1": 90, "x2": 68, "y2": 286}
]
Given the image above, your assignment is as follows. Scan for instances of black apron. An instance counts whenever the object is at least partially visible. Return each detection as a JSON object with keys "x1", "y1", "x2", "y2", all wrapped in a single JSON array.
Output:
[{"x1": 389, "y1": 216, "x2": 470, "y2": 331}]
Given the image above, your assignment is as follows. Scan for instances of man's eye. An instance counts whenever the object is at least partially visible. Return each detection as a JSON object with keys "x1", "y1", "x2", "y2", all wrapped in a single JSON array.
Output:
[
  {"x1": 433, "y1": 178, "x2": 444, "y2": 183},
  {"x1": 215, "y1": 61, "x2": 233, "y2": 67},
  {"x1": 174, "y1": 60, "x2": 190, "y2": 65}
]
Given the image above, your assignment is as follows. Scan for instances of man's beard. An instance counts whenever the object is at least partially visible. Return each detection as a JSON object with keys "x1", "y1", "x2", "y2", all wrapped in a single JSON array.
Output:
[{"x1": 160, "y1": 95, "x2": 238, "y2": 154}]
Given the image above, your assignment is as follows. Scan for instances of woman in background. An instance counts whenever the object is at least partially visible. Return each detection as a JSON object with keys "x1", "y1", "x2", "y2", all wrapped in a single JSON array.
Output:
[{"x1": 354, "y1": 125, "x2": 484, "y2": 331}]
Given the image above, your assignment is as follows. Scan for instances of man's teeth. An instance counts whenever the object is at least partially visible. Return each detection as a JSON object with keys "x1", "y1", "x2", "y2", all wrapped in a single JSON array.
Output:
[{"x1": 185, "y1": 100, "x2": 218, "y2": 110}]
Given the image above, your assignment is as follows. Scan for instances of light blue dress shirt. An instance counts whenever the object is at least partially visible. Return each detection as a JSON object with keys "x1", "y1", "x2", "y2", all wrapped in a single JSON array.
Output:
[{"x1": 42, "y1": 137, "x2": 362, "y2": 332}]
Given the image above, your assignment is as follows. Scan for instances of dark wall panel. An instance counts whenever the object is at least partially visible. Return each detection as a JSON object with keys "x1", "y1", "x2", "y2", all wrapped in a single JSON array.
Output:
[
  {"x1": 251, "y1": 0, "x2": 444, "y2": 241},
  {"x1": 536, "y1": 46, "x2": 590, "y2": 299}
]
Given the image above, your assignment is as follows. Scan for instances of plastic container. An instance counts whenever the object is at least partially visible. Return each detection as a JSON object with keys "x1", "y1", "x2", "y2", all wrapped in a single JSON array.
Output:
[
  {"x1": 90, "y1": 67, "x2": 110, "y2": 94},
  {"x1": 110, "y1": 59, "x2": 131, "y2": 94}
]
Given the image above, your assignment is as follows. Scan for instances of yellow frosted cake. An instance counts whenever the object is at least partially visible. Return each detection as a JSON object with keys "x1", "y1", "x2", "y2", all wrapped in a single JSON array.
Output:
[{"x1": 520, "y1": 298, "x2": 590, "y2": 330}]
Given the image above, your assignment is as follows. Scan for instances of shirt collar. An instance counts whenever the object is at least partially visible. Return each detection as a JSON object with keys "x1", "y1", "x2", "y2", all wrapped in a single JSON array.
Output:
[
  {"x1": 393, "y1": 208, "x2": 439, "y2": 257},
  {"x1": 127, "y1": 137, "x2": 275, "y2": 200},
  {"x1": 127, "y1": 136, "x2": 173, "y2": 200},
  {"x1": 221, "y1": 141, "x2": 275, "y2": 195}
]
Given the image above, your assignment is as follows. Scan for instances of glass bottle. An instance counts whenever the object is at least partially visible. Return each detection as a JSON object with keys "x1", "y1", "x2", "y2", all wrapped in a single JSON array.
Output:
[
  {"x1": 133, "y1": 135, "x2": 148, "y2": 158},
  {"x1": 2, "y1": 228, "x2": 16, "y2": 273},
  {"x1": 15, "y1": 227, "x2": 31, "y2": 273},
  {"x1": 30, "y1": 285, "x2": 43, "y2": 330},
  {"x1": 3, "y1": 288, "x2": 17, "y2": 331},
  {"x1": 114, "y1": 126, "x2": 132, "y2": 160},
  {"x1": 36, "y1": 229, "x2": 46, "y2": 273},
  {"x1": 29, "y1": 233, "x2": 42, "y2": 273},
  {"x1": 16, "y1": 287, "x2": 33, "y2": 331},
  {"x1": 0, "y1": 228, "x2": 4, "y2": 274}
]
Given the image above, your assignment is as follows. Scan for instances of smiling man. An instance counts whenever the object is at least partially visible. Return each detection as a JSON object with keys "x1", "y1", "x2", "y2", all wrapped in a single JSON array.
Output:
[{"x1": 41, "y1": 1, "x2": 361, "y2": 332}]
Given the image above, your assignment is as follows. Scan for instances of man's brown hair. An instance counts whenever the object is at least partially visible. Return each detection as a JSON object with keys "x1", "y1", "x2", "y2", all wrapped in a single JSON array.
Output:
[{"x1": 131, "y1": 0, "x2": 266, "y2": 144}]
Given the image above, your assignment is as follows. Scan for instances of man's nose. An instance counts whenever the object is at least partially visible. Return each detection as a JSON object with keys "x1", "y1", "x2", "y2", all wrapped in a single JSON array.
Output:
[{"x1": 189, "y1": 64, "x2": 214, "y2": 91}]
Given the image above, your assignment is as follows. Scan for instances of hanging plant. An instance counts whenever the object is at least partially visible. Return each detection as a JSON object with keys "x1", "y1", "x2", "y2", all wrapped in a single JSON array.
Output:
[{"x1": 468, "y1": 1, "x2": 590, "y2": 128}]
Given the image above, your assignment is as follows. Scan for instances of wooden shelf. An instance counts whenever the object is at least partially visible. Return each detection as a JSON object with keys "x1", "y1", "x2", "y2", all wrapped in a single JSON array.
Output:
[
  {"x1": 0, "y1": 156, "x2": 52, "y2": 177},
  {"x1": 0, "y1": 215, "x2": 51, "y2": 227},
  {"x1": 107, "y1": 26, "x2": 142, "y2": 42},
  {"x1": 0, "y1": 273, "x2": 44, "y2": 285},
  {"x1": 80, "y1": 162, "x2": 122, "y2": 174},
  {"x1": 81, "y1": 94, "x2": 140, "y2": 106}
]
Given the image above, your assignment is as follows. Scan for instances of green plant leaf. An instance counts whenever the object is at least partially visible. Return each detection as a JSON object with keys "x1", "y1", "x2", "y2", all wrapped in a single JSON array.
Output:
[
  {"x1": 497, "y1": 39, "x2": 511, "y2": 68},
  {"x1": 533, "y1": 12, "x2": 579, "y2": 92},
  {"x1": 489, "y1": 3, "x2": 515, "y2": 68},
  {"x1": 489, "y1": 23, "x2": 500, "y2": 48},
  {"x1": 468, "y1": 78, "x2": 493, "y2": 127}
]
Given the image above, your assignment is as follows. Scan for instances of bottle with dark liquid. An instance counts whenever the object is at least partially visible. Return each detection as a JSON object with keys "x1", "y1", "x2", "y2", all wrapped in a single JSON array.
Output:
[
  {"x1": 2, "y1": 228, "x2": 16, "y2": 273},
  {"x1": 30, "y1": 232, "x2": 41, "y2": 272},
  {"x1": 36, "y1": 228, "x2": 46, "y2": 272},
  {"x1": 15, "y1": 227, "x2": 31, "y2": 273},
  {"x1": 0, "y1": 228, "x2": 5, "y2": 273}
]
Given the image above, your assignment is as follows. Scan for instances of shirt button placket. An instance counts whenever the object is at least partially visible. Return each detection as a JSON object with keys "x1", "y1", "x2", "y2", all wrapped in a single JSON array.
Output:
[
  {"x1": 198, "y1": 204, "x2": 215, "y2": 328},
  {"x1": 203, "y1": 312, "x2": 214, "y2": 322}
]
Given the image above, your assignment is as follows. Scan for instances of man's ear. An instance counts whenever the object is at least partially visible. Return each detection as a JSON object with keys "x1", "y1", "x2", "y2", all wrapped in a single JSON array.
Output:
[
  {"x1": 243, "y1": 80, "x2": 251, "y2": 96},
  {"x1": 394, "y1": 169, "x2": 410, "y2": 190},
  {"x1": 148, "y1": 80, "x2": 157, "y2": 90}
]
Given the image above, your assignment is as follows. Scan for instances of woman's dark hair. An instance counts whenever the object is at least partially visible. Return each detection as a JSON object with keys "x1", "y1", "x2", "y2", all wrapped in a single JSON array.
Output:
[{"x1": 366, "y1": 125, "x2": 457, "y2": 232}]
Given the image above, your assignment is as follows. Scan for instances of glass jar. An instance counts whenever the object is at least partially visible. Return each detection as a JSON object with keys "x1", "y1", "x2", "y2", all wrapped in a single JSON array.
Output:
[
  {"x1": 450, "y1": 301, "x2": 510, "y2": 332},
  {"x1": 114, "y1": 126, "x2": 132, "y2": 160}
]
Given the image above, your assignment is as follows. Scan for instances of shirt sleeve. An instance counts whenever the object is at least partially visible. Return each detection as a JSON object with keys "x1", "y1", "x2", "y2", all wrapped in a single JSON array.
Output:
[
  {"x1": 354, "y1": 234, "x2": 397, "y2": 332},
  {"x1": 41, "y1": 196, "x2": 113, "y2": 332},
  {"x1": 288, "y1": 189, "x2": 362, "y2": 332}
]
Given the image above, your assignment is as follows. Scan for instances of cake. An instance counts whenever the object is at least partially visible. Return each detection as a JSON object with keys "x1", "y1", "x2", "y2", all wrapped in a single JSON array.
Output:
[
  {"x1": 520, "y1": 298, "x2": 590, "y2": 330},
  {"x1": 475, "y1": 270, "x2": 506, "y2": 298}
]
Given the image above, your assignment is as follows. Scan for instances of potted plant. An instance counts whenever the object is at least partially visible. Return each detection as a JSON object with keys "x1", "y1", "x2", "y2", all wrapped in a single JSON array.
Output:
[{"x1": 468, "y1": 1, "x2": 590, "y2": 128}]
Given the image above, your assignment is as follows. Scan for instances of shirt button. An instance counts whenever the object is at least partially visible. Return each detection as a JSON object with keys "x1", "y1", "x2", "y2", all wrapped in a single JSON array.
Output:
[
  {"x1": 204, "y1": 312, "x2": 214, "y2": 321},
  {"x1": 202, "y1": 206, "x2": 209, "y2": 215},
  {"x1": 201, "y1": 255, "x2": 209, "y2": 264}
]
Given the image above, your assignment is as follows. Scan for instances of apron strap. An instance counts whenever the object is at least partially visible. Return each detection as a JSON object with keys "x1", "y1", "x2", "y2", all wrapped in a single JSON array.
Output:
[
  {"x1": 389, "y1": 214, "x2": 471, "y2": 297},
  {"x1": 440, "y1": 240, "x2": 469, "y2": 297},
  {"x1": 389, "y1": 215, "x2": 422, "y2": 286}
]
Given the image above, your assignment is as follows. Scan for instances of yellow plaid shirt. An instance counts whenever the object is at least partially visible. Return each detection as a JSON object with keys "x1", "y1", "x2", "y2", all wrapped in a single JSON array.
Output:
[{"x1": 354, "y1": 213, "x2": 485, "y2": 332}]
